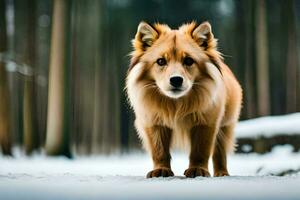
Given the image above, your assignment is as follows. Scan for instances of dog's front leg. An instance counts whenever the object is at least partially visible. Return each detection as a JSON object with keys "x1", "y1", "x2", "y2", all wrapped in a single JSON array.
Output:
[
  {"x1": 184, "y1": 125, "x2": 218, "y2": 178},
  {"x1": 145, "y1": 125, "x2": 174, "y2": 178}
]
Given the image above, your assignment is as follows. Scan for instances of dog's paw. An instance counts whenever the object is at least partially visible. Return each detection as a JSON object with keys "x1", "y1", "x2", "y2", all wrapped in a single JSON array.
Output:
[
  {"x1": 184, "y1": 167, "x2": 211, "y2": 178},
  {"x1": 214, "y1": 171, "x2": 229, "y2": 177},
  {"x1": 146, "y1": 168, "x2": 174, "y2": 178}
]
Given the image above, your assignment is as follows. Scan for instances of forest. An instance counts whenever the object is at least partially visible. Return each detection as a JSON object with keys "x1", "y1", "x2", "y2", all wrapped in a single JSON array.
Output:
[{"x1": 0, "y1": 0, "x2": 300, "y2": 156}]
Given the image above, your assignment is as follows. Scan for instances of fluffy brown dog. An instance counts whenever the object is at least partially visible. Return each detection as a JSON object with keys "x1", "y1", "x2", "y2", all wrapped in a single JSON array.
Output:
[{"x1": 126, "y1": 21, "x2": 242, "y2": 178}]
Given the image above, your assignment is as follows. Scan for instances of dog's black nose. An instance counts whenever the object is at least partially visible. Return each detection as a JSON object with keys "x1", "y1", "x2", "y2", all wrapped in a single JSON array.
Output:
[{"x1": 170, "y1": 76, "x2": 183, "y2": 88}]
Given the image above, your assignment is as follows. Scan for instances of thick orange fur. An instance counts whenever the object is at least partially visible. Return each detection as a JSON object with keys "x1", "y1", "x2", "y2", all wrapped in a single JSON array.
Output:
[{"x1": 126, "y1": 21, "x2": 242, "y2": 178}]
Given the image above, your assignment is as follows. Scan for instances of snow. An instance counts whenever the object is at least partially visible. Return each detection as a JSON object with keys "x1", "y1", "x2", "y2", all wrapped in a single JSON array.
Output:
[
  {"x1": 1, "y1": 114, "x2": 300, "y2": 199},
  {"x1": 1, "y1": 146, "x2": 300, "y2": 200},
  {"x1": 236, "y1": 113, "x2": 300, "y2": 138}
]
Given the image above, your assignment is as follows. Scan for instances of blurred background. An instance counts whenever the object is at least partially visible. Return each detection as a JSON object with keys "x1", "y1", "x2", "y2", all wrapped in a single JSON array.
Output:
[{"x1": 0, "y1": 0, "x2": 300, "y2": 157}]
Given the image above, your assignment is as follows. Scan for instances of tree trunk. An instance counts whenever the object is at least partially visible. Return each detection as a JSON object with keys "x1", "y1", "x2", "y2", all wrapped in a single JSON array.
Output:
[
  {"x1": 0, "y1": 63, "x2": 11, "y2": 155},
  {"x1": 0, "y1": 0, "x2": 12, "y2": 155},
  {"x1": 91, "y1": 0, "x2": 102, "y2": 154},
  {"x1": 255, "y1": 0, "x2": 270, "y2": 116},
  {"x1": 45, "y1": 0, "x2": 71, "y2": 157},
  {"x1": 285, "y1": 0, "x2": 300, "y2": 113},
  {"x1": 23, "y1": 0, "x2": 39, "y2": 155},
  {"x1": 244, "y1": 0, "x2": 256, "y2": 118},
  {"x1": 23, "y1": 75, "x2": 38, "y2": 154},
  {"x1": 13, "y1": 0, "x2": 39, "y2": 154}
]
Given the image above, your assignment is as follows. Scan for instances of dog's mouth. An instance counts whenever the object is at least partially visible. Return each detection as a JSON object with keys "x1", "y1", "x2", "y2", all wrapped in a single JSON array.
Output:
[
  {"x1": 155, "y1": 82, "x2": 192, "y2": 99},
  {"x1": 163, "y1": 87, "x2": 190, "y2": 99},
  {"x1": 170, "y1": 88, "x2": 183, "y2": 93}
]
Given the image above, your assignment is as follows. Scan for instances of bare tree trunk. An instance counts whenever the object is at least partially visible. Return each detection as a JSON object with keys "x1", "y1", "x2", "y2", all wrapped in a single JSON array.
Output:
[
  {"x1": 285, "y1": 0, "x2": 300, "y2": 113},
  {"x1": 243, "y1": 0, "x2": 256, "y2": 118},
  {"x1": 91, "y1": 0, "x2": 102, "y2": 154},
  {"x1": 23, "y1": 75, "x2": 38, "y2": 154},
  {"x1": 255, "y1": 0, "x2": 270, "y2": 116},
  {"x1": 0, "y1": 63, "x2": 12, "y2": 155},
  {"x1": 0, "y1": 0, "x2": 12, "y2": 155},
  {"x1": 23, "y1": 0, "x2": 38, "y2": 154},
  {"x1": 0, "y1": 63, "x2": 11, "y2": 155},
  {"x1": 13, "y1": 0, "x2": 39, "y2": 154},
  {"x1": 45, "y1": 0, "x2": 70, "y2": 157}
]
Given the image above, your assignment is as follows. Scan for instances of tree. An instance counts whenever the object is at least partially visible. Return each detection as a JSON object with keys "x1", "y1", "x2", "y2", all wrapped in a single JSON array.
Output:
[
  {"x1": 45, "y1": 0, "x2": 71, "y2": 157},
  {"x1": 0, "y1": 0, "x2": 12, "y2": 155},
  {"x1": 244, "y1": 0, "x2": 256, "y2": 118},
  {"x1": 255, "y1": 0, "x2": 270, "y2": 116},
  {"x1": 91, "y1": 0, "x2": 103, "y2": 154},
  {"x1": 19, "y1": 0, "x2": 39, "y2": 154},
  {"x1": 13, "y1": 0, "x2": 40, "y2": 154},
  {"x1": 284, "y1": 0, "x2": 300, "y2": 113}
]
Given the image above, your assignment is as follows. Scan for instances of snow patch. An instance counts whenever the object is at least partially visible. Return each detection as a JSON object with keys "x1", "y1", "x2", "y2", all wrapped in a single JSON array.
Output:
[{"x1": 236, "y1": 113, "x2": 300, "y2": 138}]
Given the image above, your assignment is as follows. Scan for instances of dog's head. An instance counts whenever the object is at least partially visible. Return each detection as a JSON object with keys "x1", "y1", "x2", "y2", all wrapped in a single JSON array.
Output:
[{"x1": 129, "y1": 21, "x2": 222, "y2": 99}]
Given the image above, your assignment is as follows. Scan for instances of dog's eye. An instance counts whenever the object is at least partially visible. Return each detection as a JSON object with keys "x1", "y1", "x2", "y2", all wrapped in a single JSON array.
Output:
[
  {"x1": 183, "y1": 57, "x2": 194, "y2": 66},
  {"x1": 156, "y1": 58, "x2": 167, "y2": 66}
]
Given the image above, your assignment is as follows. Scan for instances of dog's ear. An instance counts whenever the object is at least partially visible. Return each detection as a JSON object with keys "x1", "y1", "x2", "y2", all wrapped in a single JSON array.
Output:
[
  {"x1": 192, "y1": 22, "x2": 222, "y2": 74},
  {"x1": 192, "y1": 22, "x2": 215, "y2": 49},
  {"x1": 134, "y1": 22, "x2": 159, "y2": 51}
]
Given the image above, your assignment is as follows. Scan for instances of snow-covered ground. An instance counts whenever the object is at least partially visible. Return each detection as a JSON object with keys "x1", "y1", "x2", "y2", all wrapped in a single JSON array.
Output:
[
  {"x1": 236, "y1": 112, "x2": 300, "y2": 138},
  {"x1": 1, "y1": 113, "x2": 300, "y2": 200},
  {"x1": 1, "y1": 146, "x2": 300, "y2": 200}
]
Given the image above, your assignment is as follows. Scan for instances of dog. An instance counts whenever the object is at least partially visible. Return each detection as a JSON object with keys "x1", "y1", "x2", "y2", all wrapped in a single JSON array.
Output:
[{"x1": 125, "y1": 21, "x2": 242, "y2": 178}]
